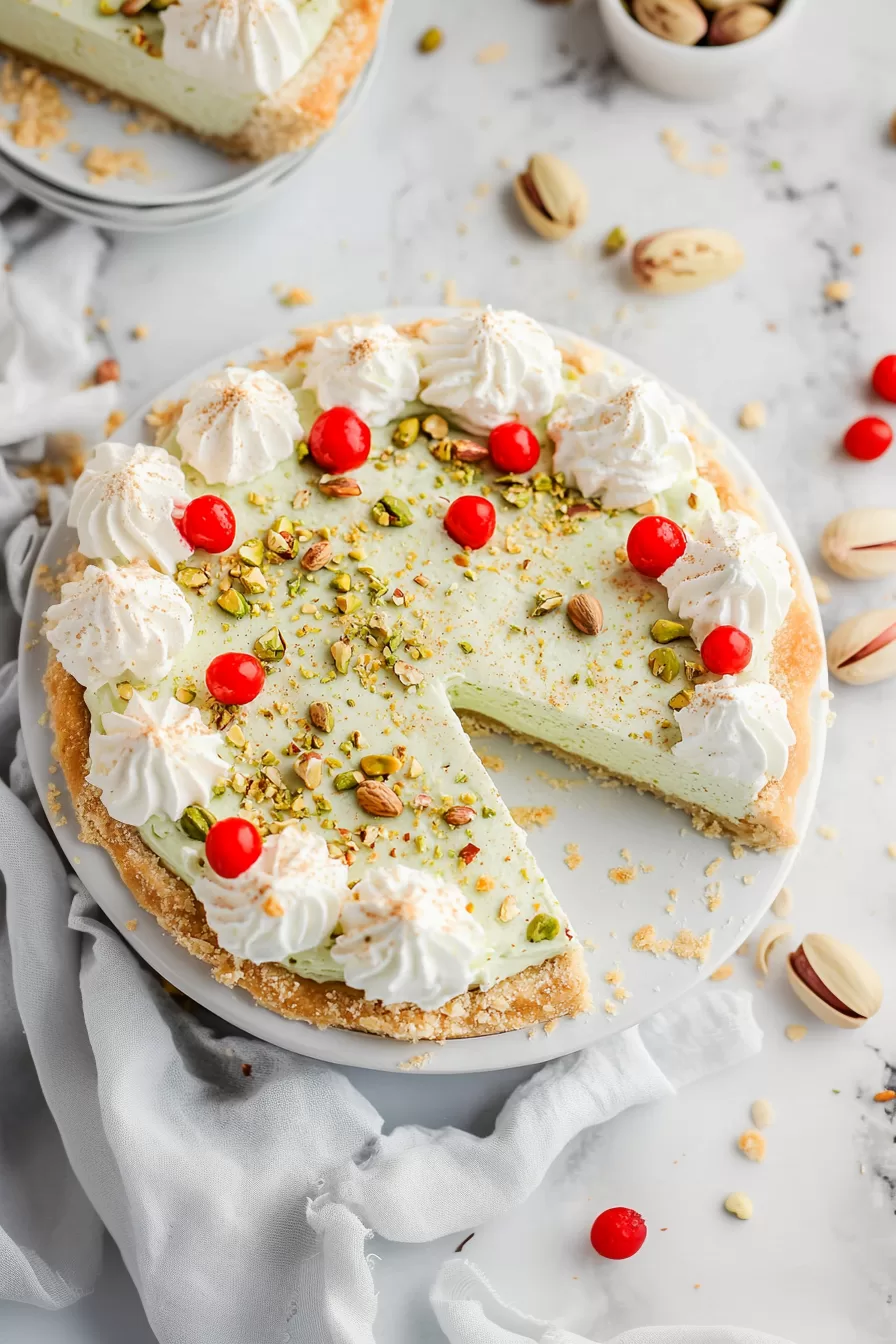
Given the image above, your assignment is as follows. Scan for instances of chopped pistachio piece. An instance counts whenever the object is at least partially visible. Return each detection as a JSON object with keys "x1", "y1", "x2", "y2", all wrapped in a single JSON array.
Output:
[
  {"x1": 238, "y1": 538, "x2": 265, "y2": 566},
  {"x1": 330, "y1": 638, "x2": 353, "y2": 674},
  {"x1": 178, "y1": 804, "x2": 216, "y2": 841},
  {"x1": 360, "y1": 754, "x2": 401, "y2": 777},
  {"x1": 239, "y1": 566, "x2": 267, "y2": 595},
  {"x1": 254, "y1": 627, "x2": 286, "y2": 661},
  {"x1": 650, "y1": 618, "x2": 689, "y2": 644},
  {"x1": 648, "y1": 647, "x2": 680, "y2": 683},
  {"x1": 308, "y1": 700, "x2": 334, "y2": 733},
  {"x1": 531, "y1": 589, "x2": 563, "y2": 617},
  {"x1": 217, "y1": 588, "x2": 250, "y2": 617},
  {"x1": 684, "y1": 658, "x2": 707, "y2": 683},
  {"x1": 603, "y1": 225, "x2": 628, "y2": 255},
  {"x1": 392, "y1": 417, "x2": 420, "y2": 448},
  {"x1": 422, "y1": 412, "x2": 448, "y2": 439},
  {"x1": 526, "y1": 913, "x2": 560, "y2": 942},
  {"x1": 372, "y1": 495, "x2": 413, "y2": 528},
  {"x1": 334, "y1": 770, "x2": 363, "y2": 791},
  {"x1": 669, "y1": 687, "x2": 694, "y2": 711},
  {"x1": 176, "y1": 564, "x2": 210, "y2": 590}
]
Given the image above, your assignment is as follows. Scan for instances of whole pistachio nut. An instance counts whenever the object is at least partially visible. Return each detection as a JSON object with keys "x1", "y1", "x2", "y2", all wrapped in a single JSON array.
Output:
[
  {"x1": 513, "y1": 153, "x2": 588, "y2": 242},
  {"x1": 632, "y1": 228, "x2": 744, "y2": 295},
  {"x1": 632, "y1": 0, "x2": 708, "y2": 46},
  {"x1": 787, "y1": 933, "x2": 883, "y2": 1029},
  {"x1": 709, "y1": 3, "x2": 774, "y2": 45},
  {"x1": 820, "y1": 508, "x2": 896, "y2": 580},
  {"x1": 826, "y1": 607, "x2": 896, "y2": 685}
]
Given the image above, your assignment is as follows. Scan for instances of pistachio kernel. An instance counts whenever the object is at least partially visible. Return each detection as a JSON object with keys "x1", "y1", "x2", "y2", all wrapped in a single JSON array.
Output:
[
  {"x1": 531, "y1": 588, "x2": 564, "y2": 617},
  {"x1": 684, "y1": 658, "x2": 707, "y2": 682},
  {"x1": 526, "y1": 913, "x2": 561, "y2": 942},
  {"x1": 603, "y1": 225, "x2": 628, "y2": 255},
  {"x1": 334, "y1": 770, "x2": 364, "y2": 791},
  {"x1": 360, "y1": 754, "x2": 402, "y2": 777},
  {"x1": 238, "y1": 538, "x2": 264, "y2": 566},
  {"x1": 648, "y1": 646, "x2": 680, "y2": 683},
  {"x1": 178, "y1": 804, "x2": 217, "y2": 841},
  {"x1": 422, "y1": 413, "x2": 449, "y2": 440},
  {"x1": 392, "y1": 416, "x2": 420, "y2": 448},
  {"x1": 216, "y1": 588, "x2": 250, "y2": 617},
  {"x1": 308, "y1": 700, "x2": 334, "y2": 733},
  {"x1": 650, "y1": 618, "x2": 689, "y2": 643},
  {"x1": 254, "y1": 627, "x2": 286, "y2": 661},
  {"x1": 668, "y1": 687, "x2": 694, "y2": 711},
  {"x1": 175, "y1": 564, "x2": 210, "y2": 589},
  {"x1": 418, "y1": 25, "x2": 443, "y2": 53},
  {"x1": 372, "y1": 495, "x2": 414, "y2": 528},
  {"x1": 240, "y1": 566, "x2": 267, "y2": 595}
]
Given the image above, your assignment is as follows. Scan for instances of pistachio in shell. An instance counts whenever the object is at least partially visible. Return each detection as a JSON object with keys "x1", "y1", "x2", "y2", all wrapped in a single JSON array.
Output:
[
  {"x1": 826, "y1": 607, "x2": 896, "y2": 685},
  {"x1": 513, "y1": 153, "x2": 588, "y2": 242},
  {"x1": 786, "y1": 933, "x2": 883, "y2": 1029},
  {"x1": 820, "y1": 508, "x2": 896, "y2": 580},
  {"x1": 632, "y1": 0, "x2": 707, "y2": 46},
  {"x1": 709, "y1": 3, "x2": 774, "y2": 45}
]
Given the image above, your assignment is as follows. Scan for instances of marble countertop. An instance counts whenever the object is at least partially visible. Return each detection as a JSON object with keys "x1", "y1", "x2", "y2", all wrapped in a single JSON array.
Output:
[{"x1": 4, "y1": 0, "x2": 896, "y2": 1339}]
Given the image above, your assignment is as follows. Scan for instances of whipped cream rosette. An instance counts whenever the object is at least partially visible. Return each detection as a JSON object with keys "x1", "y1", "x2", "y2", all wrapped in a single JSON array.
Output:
[
  {"x1": 86, "y1": 693, "x2": 229, "y2": 826},
  {"x1": 548, "y1": 376, "x2": 696, "y2": 510},
  {"x1": 331, "y1": 865, "x2": 484, "y2": 1010},
  {"x1": 68, "y1": 442, "x2": 191, "y2": 574},
  {"x1": 419, "y1": 308, "x2": 562, "y2": 434},
  {"x1": 177, "y1": 367, "x2": 303, "y2": 487},
  {"x1": 302, "y1": 323, "x2": 421, "y2": 428},
  {"x1": 660, "y1": 510, "x2": 794, "y2": 654},
  {"x1": 672, "y1": 677, "x2": 795, "y2": 797},
  {"x1": 194, "y1": 828, "x2": 348, "y2": 962},
  {"x1": 161, "y1": 0, "x2": 313, "y2": 97},
  {"x1": 45, "y1": 562, "x2": 193, "y2": 691}
]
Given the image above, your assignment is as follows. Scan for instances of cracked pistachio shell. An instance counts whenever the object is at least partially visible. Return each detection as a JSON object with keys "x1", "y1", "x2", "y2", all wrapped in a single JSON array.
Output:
[
  {"x1": 513, "y1": 153, "x2": 588, "y2": 242},
  {"x1": 820, "y1": 508, "x2": 896, "y2": 580},
  {"x1": 632, "y1": 0, "x2": 708, "y2": 46},
  {"x1": 826, "y1": 607, "x2": 896, "y2": 685},
  {"x1": 786, "y1": 933, "x2": 883, "y2": 1029}
]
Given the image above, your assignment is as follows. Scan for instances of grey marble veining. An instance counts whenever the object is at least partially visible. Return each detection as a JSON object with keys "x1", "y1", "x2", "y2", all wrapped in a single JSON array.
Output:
[{"x1": 3, "y1": 0, "x2": 896, "y2": 1340}]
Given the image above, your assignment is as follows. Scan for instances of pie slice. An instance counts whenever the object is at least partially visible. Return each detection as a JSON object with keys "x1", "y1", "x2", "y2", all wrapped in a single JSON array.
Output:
[
  {"x1": 0, "y1": 0, "x2": 386, "y2": 160},
  {"x1": 43, "y1": 311, "x2": 821, "y2": 1040}
]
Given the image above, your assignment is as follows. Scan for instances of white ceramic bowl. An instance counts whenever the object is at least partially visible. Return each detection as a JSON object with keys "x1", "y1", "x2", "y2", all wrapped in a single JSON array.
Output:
[{"x1": 596, "y1": 0, "x2": 806, "y2": 100}]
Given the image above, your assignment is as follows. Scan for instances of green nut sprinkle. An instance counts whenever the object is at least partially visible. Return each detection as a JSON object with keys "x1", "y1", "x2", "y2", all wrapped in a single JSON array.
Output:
[
  {"x1": 178, "y1": 804, "x2": 216, "y2": 841},
  {"x1": 238, "y1": 538, "x2": 264, "y2": 566},
  {"x1": 392, "y1": 417, "x2": 420, "y2": 449},
  {"x1": 334, "y1": 771, "x2": 363, "y2": 791},
  {"x1": 526, "y1": 913, "x2": 561, "y2": 943},
  {"x1": 531, "y1": 589, "x2": 563, "y2": 617},
  {"x1": 216, "y1": 588, "x2": 249, "y2": 617},
  {"x1": 372, "y1": 495, "x2": 413, "y2": 527},
  {"x1": 668, "y1": 687, "x2": 694, "y2": 711},
  {"x1": 602, "y1": 225, "x2": 628, "y2": 255},
  {"x1": 648, "y1": 646, "x2": 680, "y2": 683},
  {"x1": 650, "y1": 618, "x2": 689, "y2": 644},
  {"x1": 418, "y1": 26, "x2": 443, "y2": 53},
  {"x1": 254, "y1": 627, "x2": 286, "y2": 661}
]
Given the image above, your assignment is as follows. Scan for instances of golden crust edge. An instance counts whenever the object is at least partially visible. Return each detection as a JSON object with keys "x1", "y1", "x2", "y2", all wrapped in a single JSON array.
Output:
[
  {"x1": 0, "y1": 0, "x2": 386, "y2": 163},
  {"x1": 44, "y1": 654, "x2": 591, "y2": 1042}
]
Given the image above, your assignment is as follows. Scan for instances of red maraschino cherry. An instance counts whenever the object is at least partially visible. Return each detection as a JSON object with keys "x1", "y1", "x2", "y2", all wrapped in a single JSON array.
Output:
[
  {"x1": 444, "y1": 495, "x2": 496, "y2": 550},
  {"x1": 205, "y1": 652, "x2": 265, "y2": 705},
  {"x1": 590, "y1": 1207, "x2": 647, "y2": 1260},
  {"x1": 843, "y1": 416, "x2": 892, "y2": 461},
  {"x1": 205, "y1": 816, "x2": 262, "y2": 880},
  {"x1": 701, "y1": 625, "x2": 753, "y2": 675},
  {"x1": 178, "y1": 495, "x2": 236, "y2": 553},
  {"x1": 488, "y1": 422, "x2": 540, "y2": 474},
  {"x1": 871, "y1": 354, "x2": 896, "y2": 403},
  {"x1": 626, "y1": 515, "x2": 687, "y2": 578},
  {"x1": 308, "y1": 407, "x2": 371, "y2": 473}
]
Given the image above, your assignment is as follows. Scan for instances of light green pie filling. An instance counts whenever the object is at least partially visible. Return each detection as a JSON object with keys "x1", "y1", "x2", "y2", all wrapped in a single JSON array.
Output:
[
  {"x1": 84, "y1": 365, "x2": 742, "y2": 994},
  {"x1": 0, "y1": 0, "x2": 338, "y2": 139}
]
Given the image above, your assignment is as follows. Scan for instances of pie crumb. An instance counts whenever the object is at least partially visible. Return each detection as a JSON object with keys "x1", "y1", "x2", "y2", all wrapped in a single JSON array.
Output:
[
  {"x1": 125, "y1": 918, "x2": 137, "y2": 931},
  {"x1": 737, "y1": 1129, "x2": 767, "y2": 1162},
  {"x1": 565, "y1": 843, "x2": 583, "y2": 871},
  {"x1": 710, "y1": 963, "x2": 733, "y2": 981},
  {"x1": 398, "y1": 1052, "x2": 432, "y2": 1071},
  {"x1": 785, "y1": 1023, "x2": 807, "y2": 1042},
  {"x1": 738, "y1": 401, "x2": 766, "y2": 430}
]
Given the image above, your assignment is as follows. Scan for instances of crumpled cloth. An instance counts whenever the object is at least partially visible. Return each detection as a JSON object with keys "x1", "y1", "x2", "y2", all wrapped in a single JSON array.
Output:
[{"x1": 0, "y1": 201, "x2": 791, "y2": 1344}]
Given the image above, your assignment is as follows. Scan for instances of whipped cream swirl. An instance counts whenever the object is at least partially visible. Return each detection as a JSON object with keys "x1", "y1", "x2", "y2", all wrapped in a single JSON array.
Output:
[
  {"x1": 548, "y1": 375, "x2": 695, "y2": 509},
  {"x1": 672, "y1": 676, "x2": 795, "y2": 798},
  {"x1": 87, "y1": 693, "x2": 229, "y2": 826},
  {"x1": 161, "y1": 0, "x2": 312, "y2": 96},
  {"x1": 331, "y1": 864, "x2": 484, "y2": 1010},
  {"x1": 45, "y1": 562, "x2": 193, "y2": 691},
  {"x1": 177, "y1": 367, "x2": 303, "y2": 487},
  {"x1": 419, "y1": 308, "x2": 562, "y2": 434},
  {"x1": 194, "y1": 827, "x2": 347, "y2": 963},
  {"x1": 68, "y1": 442, "x2": 191, "y2": 574},
  {"x1": 302, "y1": 323, "x2": 421, "y2": 427},
  {"x1": 661, "y1": 510, "x2": 793, "y2": 651}
]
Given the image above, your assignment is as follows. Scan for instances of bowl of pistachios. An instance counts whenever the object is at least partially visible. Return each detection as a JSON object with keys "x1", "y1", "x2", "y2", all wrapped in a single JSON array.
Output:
[{"x1": 596, "y1": 0, "x2": 806, "y2": 100}]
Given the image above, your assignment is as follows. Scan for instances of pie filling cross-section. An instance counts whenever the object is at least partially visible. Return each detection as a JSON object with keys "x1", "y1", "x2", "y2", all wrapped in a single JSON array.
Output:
[
  {"x1": 0, "y1": 0, "x2": 387, "y2": 160},
  {"x1": 43, "y1": 310, "x2": 821, "y2": 1040}
]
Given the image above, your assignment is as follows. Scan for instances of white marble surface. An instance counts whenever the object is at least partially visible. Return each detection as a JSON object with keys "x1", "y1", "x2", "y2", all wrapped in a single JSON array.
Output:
[{"x1": 4, "y1": 0, "x2": 896, "y2": 1339}]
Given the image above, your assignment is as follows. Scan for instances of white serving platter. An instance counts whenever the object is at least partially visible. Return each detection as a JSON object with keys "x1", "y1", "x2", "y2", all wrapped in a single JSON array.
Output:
[{"x1": 19, "y1": 310, "x2": 828, "y2": 1074}]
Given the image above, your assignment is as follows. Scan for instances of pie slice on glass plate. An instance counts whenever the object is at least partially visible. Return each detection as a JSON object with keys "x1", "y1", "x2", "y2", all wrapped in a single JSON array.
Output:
[
  {"x1": 0, "y1": 0, "x2": 387, "y2": 160},
  {"x1": 43, "y1": 309, "x2": 822, "y2": 1041}
]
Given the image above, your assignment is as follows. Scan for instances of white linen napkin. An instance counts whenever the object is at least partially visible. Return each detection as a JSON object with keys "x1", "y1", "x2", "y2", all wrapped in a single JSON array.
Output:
[{"x1": 0, "y1": 196, "x2": 791, "y2": 1344}]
